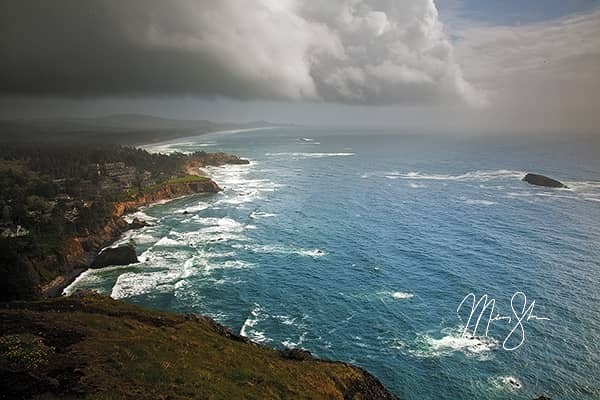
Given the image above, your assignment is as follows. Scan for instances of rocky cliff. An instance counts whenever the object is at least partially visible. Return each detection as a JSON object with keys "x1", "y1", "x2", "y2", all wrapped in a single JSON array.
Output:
[
  {"x1": 1, "y1": 178, "x2": 221, "y2": 301},
  {"x1": 0, "y1": 292, "x2": 399, "y2": 399}
]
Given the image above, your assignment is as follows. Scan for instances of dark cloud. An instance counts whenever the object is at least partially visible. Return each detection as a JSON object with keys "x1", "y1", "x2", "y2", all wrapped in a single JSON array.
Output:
[{"x1": 0, "y1": 0, "x2": 481, "y2": 105}]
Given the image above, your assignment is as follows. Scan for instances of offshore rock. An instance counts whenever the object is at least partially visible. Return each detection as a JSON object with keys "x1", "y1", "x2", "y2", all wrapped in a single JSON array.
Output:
[
  {"x1": 522, "y1": 173, "x2": 567, "y2": 188},
  {"x1": 91, "y1": 244, "x2": 138, "y2": 268},
  {"x1": 128, "y1": 217, "x2": 150, "y2": 230}
]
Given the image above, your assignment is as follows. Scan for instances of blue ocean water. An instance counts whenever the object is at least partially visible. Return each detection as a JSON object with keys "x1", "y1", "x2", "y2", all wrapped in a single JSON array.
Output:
[{"x1": 67, "y1": 128, "x2": 600, "y2": 399}]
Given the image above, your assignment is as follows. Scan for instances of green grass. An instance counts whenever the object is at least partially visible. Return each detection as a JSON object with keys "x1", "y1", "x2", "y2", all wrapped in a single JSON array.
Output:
[
  {"x1": 164, "y1": 175, "x2": 209, "y2": 185},
  {"x1": 0, "y1": 293, "x2": 396, "y2": 400}
]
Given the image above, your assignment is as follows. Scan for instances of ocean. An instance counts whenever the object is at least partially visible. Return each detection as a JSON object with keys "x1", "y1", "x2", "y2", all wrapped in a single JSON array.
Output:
[{"x1": 66, "y1": 128, "x2": 600, "y2": 399}]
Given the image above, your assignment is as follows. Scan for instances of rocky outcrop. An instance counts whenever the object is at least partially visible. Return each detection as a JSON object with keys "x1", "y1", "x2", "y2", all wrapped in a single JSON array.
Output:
[
  {"x1": 188, "y1": 152, "x2": 250, "y2": 167},
  {"x1": 92, "y1": 244, "x2": 138, "y2": 268},
  {"x1": 279, "y1": 348, "x2": 313, "y2": 361},
  {"x1": 184, "y1": 152, "x2": 249, "y2": 175},
  {"x1": 522, "y1": 173, "x2": 567, "y2": 188},
  {"x1": 128, "y1": 218, "x2": 150, "y2": 230}
]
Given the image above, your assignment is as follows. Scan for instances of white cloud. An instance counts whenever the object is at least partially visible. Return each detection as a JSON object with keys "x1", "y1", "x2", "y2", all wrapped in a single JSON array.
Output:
[{"x1": 451, "y1": 9, "x2": 600, "y2": 133}]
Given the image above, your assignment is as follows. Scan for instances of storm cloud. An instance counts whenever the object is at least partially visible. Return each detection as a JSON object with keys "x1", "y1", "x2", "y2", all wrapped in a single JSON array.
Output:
[{"x1": 0, "y1": 0, "x2": 481, "y2": 106}]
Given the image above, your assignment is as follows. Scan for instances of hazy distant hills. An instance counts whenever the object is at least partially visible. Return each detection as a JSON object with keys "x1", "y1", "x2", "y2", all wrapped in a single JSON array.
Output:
[{"x1": 0, "y1": 114, "x2": 284, "y2": 145}]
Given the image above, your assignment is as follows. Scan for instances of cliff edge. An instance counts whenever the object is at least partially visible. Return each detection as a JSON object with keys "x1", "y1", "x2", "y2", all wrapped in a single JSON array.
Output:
[{"x1": 0, "y1": 292, "x2": 398, "y2": 400}]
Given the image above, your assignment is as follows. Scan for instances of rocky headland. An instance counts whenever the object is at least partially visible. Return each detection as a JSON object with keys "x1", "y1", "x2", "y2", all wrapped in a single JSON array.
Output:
[{"x1": 0, "y1": 148, "x2": 239, "y2": 302}]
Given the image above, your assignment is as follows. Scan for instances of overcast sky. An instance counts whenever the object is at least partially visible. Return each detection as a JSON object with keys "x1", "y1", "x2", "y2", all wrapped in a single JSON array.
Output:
[{"x1": 1, "y1": 0, "x2": 599, "y2": 135}]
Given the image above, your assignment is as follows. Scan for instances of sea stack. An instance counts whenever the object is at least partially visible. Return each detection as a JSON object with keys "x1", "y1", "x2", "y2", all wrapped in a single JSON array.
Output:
[
  {"x1": 92, "y1": 243, "x2": 138, "y2": 268},
  {"x1": 522, "y1": 173, "x2": 567, "y2": 188}
]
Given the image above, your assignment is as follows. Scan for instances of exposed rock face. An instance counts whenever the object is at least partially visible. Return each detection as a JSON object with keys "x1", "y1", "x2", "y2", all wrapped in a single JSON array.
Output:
[
  {"x1": 522, "y1": 173, "x2": 567, "y2": 188},
  {"x1": 92, "y1": 244, "x2": 138, "y2": 268}
]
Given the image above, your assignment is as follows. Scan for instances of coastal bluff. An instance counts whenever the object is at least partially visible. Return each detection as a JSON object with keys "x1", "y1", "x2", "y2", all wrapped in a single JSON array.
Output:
[
  {"x1": 0, "y1": 292, "x2": 399, "y2": 400},
  {"x1": 0, "y1": 147, "x2": 241, "y2": 302},
  {"x1": 2, "y1": 176, "x2": 221, "y2": 301}
]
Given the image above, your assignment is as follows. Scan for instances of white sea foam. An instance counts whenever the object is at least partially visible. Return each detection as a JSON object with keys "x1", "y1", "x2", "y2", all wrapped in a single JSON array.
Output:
[
  {"x1": 203, "y1": 162, "x2": 281, "y2": 207},
  {"x1": 498, "y1": 376, "x2": 522, "y2": 390},
  {"x1": 111, "y1": 249, "x2": 204, "y2": 299},
  {"x1": 240, "y1": 303, "x2": 268, "y2": 343},
  {"x1": 232, "y1": 243, "x2": 326, "y2": 257},
  {"x1": 408, "y1": 182, "x2": 426, "y2": 188},
  {"x1": 391, "y1": 291, "x2": 415, "y2": 299},
  {"x1": 250, "y1": 211, "x2": 278, "y2": 219},
  {"x1": 408, "y1": 326, "x2": 498, "y2": 360},
  {"x1": 282, "y1": 332, "x2": 307, "y2": 348},
  {"x1": 111, "y1": 270, "x2": 182, "y2": 298},
  {"x1": 155, "y1": 237, "x2": 182, "y2": 247},
  {"x1": 299, "y1": 137, "x2": 320, "y2": 145},
  {"x1": 464, "y1": 199, "x2": 497, "y2": 206},
  {"x1": 399, "y1": 169, "x2": 525, "y2": 182},
  {"x1": 266, "y1": 152, "x2": 355, "y2": 159},
  {"x1": 273, "y1": 314, "x2": 297, "y2": 326},
  {"x1": 193, "y1": 217, "x2": 245, "y2": 231},
  {"x1": 123, "y1": 210, "x2": 157, "y2": 224},
  {"x1": 489, "y1": 376, "x2": 523, "y2": 391},
  {"x1": 62, "y1": 269, "x2": 99, "y2": 296},
  {"x1": 177, "y1": 201, "x2": 210, "y2": 214},
  {"x1": 111, "y1": 230, "x2": 156, "y2": 248},
  {"x1": 505, "y1": 187, "x2": 600, "y2": 203},
  {"x1": 206, "y1": 260, "x2": 254, "y2": 272}
]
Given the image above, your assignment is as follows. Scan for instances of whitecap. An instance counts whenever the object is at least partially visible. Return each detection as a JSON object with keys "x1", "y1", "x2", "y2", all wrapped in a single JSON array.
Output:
[
  {"x1": 154, "y1": 237, "x2": 182, "y2": 247},
  {"x1": 407, "y1": 326, "x2": 498, "y2": 360},
  {"x1": 282, "y1": 332, "x2": 307, "y2": 348},
  {"x1": 177, "y1": 201, "x2": 210, "y2": 214},
  {"x1": 490, "y1": 376, "x2": 523, "y2": 391},
  {"x1": 123, "y1": 210, "x2": 157, "y2": 224},
  {"x1": 266, "y1": 152, "x2": 355, "y2": 159},
  {"x1": 273, "y1": 314, "x2": 297, "y2": 326},
  {"x1": 464, "y1": 199, "x2": 497, "y2": 206},
  {"x1": 387, "y1": 169, "x2": 524, "y2": 182},
  {"x1": 111, "y1": 270, "x2": 181, "y2": 298},
  {"x1": 250, "y1": 211, "x2": 278, "y2": 219},
  {"x1": 391, "y1": 291, "x2": 415, "y2": 299},
  {"x1": 232, "y1": 243, "x2": 326, "y2": 258},
  {"x1": 240, "y1": 303, "x2": 269, "y2": 343}
]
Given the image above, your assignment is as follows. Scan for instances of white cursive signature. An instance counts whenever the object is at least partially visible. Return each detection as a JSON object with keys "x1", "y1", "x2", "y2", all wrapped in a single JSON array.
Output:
[{"x1": 457, "y1": 292, "x2": 550, "y2": 351}]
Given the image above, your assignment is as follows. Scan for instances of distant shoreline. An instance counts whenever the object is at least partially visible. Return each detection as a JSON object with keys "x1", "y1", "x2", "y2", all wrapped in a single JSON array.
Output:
[{"x1": 138, "y1": 126, "x2": 282, "y2": 152}]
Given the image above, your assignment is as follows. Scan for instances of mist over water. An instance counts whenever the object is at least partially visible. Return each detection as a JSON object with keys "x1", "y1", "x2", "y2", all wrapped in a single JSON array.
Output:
[{"x1": 68, "y1": 128, "x2": 600, "y2": 399}]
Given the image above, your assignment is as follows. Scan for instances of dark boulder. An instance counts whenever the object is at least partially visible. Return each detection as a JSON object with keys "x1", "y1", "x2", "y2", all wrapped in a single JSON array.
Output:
[
  {"x1": 522, "y1": 173, "x2": 567, "y2": 188},
  {"x1": 533, "y1": 396, "x2": 551, "y2": 400},
  {"x1": 128, "y1": 218, "x2": 149, "y2": 230},
  {"x1": 279, "y1": 348, "x2": 313, "y2": 361},
  {"x1": 92, "y1": 244, "x2": 138, "y2": 268}
]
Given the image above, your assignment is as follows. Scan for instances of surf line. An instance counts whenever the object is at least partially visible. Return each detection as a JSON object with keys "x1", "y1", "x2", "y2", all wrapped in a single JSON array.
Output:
[{"x1": 457, "y1": 292, "x2": 550, "y2": 351}]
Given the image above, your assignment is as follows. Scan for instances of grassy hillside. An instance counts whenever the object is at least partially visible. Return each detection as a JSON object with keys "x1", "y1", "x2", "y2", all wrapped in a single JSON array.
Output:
[{"x1": 0, "y1": 292, "x2": 398, "y2": 400}]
